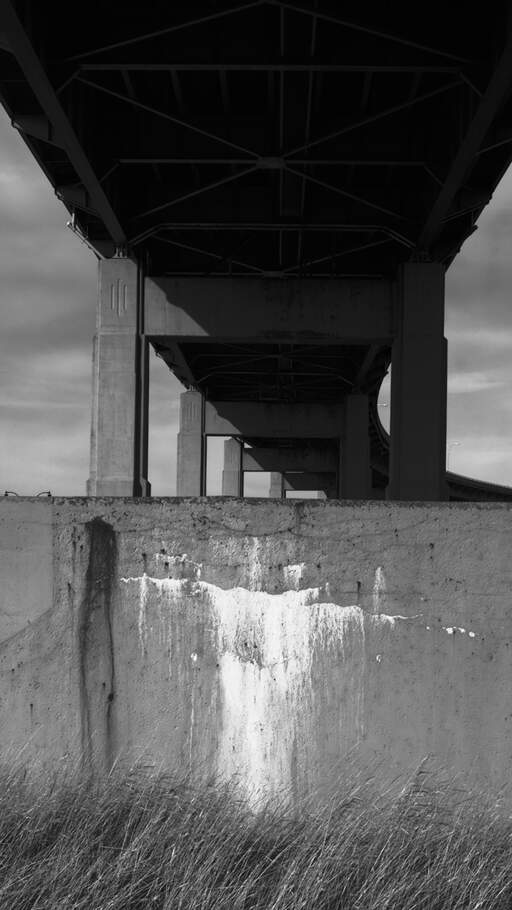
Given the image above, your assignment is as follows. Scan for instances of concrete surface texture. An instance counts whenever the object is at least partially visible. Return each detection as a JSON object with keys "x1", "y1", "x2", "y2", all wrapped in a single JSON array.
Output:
[{"x1": 1, "y1": 497, "x2": 512, "y2": 803}]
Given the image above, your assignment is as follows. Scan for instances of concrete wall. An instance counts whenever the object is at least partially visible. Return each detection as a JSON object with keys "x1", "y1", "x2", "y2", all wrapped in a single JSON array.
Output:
[{"x1": 2, "y1": 497, "x2": 512, "y2": 803}]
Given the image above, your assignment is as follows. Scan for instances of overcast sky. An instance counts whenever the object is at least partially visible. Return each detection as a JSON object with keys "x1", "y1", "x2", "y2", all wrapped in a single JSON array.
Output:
[{"x1": 1, "y1": 104, "x2": 512, "y2": 496}]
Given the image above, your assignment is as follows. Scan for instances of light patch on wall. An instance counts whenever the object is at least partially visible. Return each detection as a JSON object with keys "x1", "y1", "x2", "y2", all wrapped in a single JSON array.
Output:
[
  {"x1": 248, "y1": 537, "x2": 263, "y2": 591},
  {"x1": 120, "y1": 570, "x2": 425, "y2": 801},
  {"x1": 154, "y1": 552, "x2": 202, "y2": 579},
  {"x1": 372, "y1": 565, "x2": 386, "y2": 613},
  {"x1": 443, "y1": 626, "x2": 476, "y2": 638},
  {"x1": 283, "y1": 563, "x2": 305, "y2": 589}
]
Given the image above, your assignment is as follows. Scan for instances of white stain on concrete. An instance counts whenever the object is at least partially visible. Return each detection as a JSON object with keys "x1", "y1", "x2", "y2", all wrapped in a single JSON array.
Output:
[
  {"x1": 283, "y1": 563, "x2": 306, "y2": 589},
  {"x1": 372, "y1": 565, "x2": 386, "y2": 613},
  {"x1": 443, "y1": 625, "x2": 477, "y2": 638},
  {"x1": 247, "y1": 537, "x2": 263, "y2": 590},
  {"x1": 154, "y1": 552, "x2": 202, "y2": 579},
  {"x1": 167, "y1": 621, "x2": 173, "y2": 679},
  {"x1": 137, "y1": 572, "x2": 149, "y2": 655},
  {"x1": 377, "y1": 612, "x2": 423, "y2": 628},
  {"x1": 120, "y1": 570, "x2": 426, "y2": 800}
]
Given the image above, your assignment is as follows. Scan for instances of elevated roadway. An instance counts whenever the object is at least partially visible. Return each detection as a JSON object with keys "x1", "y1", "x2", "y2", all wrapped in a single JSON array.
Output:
[
  {"x1": 368, "y1": 401, "x2": 512, "y2": 502},
  {"x1": 1, "y1": 3, "x2": 512, "y2": 499}
]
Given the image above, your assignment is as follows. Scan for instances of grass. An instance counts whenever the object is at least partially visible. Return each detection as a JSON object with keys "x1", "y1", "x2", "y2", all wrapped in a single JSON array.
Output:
[{"x1": 0, "y1": 762, "x2": 511, "y2": 909}]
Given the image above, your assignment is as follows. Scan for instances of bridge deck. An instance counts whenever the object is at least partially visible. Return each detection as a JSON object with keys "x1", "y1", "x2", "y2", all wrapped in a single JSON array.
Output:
[
  {"x1": 1, "y1": 2, "x2": 511, "y2": 276},
  {"x1": 1, "y1": 4, "x2": 512, "y2": 500}
]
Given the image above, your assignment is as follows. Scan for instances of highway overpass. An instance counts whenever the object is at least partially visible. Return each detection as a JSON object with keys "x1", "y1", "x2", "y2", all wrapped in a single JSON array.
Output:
[{"x1": 1, "y1": 2, "x2": 512, "y2": 499}]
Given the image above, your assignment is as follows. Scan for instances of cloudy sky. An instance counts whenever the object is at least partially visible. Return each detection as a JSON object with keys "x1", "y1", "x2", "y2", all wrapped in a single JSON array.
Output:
[{"x1": 1, "y1": 104, "x2": 512, "y2": 496}]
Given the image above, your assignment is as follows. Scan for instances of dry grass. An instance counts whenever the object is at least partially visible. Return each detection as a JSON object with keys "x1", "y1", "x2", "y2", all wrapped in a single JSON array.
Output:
[{"x1": 0, "y1": 762, "x2": 511, "y2": 909}]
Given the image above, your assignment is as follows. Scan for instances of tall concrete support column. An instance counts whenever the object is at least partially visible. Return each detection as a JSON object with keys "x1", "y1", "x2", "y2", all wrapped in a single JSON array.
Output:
[
  {"x1": 176, "y1": 390, "x2": 205, "y2": 496},
  {"x1": 222, "y1": 438, "x2": 243, "y2": 496},
  {"x1": 269, "y1": 473, "x2": 283, "y2": 498},
  {"x1": 388, "y1": 262, "x2": 447, "y2": 501},
  {"x1": 87, "y1": 258, "x2": 150, "y2": 496},
  {"x1": 339, "y1": 394, "x2": 371, "y2": 499}
]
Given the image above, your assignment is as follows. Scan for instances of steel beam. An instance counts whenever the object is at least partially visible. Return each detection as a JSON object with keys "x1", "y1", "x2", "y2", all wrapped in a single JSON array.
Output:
[
  {"x1": 353, "y1": 343, "x2": 383, "y2": 390},
  {"x1": 12, "y1": 113, "x2": 62, "y2": 145},
  {"x1": 0, "y1": 2, "x2": 126, "y2": 247},
  {"x1": 131, "y1": 222, "x2": 414, "y2": 247},
  {"x1": 154, "y1": 340, "x2": 196, "y2": 388},
  {"x1": 285, "y1": 165, "x2": 406, "y2": 221},
  {"x1": 418, "y1": 26, "x2": 512, "y2": 250},
  {"x1": 268, "y1": 1, "x2": 473, "y2": 63},
  {"x1": 243, "y1": 445, "x2": 337, "y2": 472},
  {"x1": 155, "y1": 236, "x2": 264, "y2": 274},
  {"x1": 284, "y1": 80, "x2": 461, "y2": 158},
  {"x1": 133, "y1": 166, "x2": 259, "y2": 220},
  {"x1": 145, "y1": 276, "x2": 394, "y2": 342},
  {"x1": 81, "y1": 63, "x2": 460, "y2": 73},
  {"x1": 64, "y1": 1, "x2": 267, "y2": 61},
  {"x1": 284, "y1": 238, "x2": 392, "y2": 273},
  {"x1": 119, "y1": 158, "x2": 440, "y2": 167},
  {"x1": 204, "y1": 401, "x2": 344, "y2": 436},
  {"x1": 78, "y1": 78, "x2": 259, "y2": 159}
]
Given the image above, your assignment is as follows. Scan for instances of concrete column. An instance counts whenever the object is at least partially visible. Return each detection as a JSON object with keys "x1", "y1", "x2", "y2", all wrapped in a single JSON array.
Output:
[
  {"x1": 339, "y1": 394, "x2": 371, "y2": 499},
  {"x1": 388, "y1": 262, "x2": 447, "y2": 501},
  {"x1": 176, "y1": 390, "x2": 205, "y2": 496},
  {"x1": 269, "y1": 473, "x2": 283, "y2": 498},
  {"x1": 222, "y1": 438, "x2": 243, "y2": 496},
  {"x1": 87, "y1": 257, "x2": 150, "y2": 496}
]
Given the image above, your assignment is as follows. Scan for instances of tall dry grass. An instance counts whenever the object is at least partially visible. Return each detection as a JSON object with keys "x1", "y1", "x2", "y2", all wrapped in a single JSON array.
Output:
[{"x1": 0, "y1": 762, "x2": 511, "y2": 909}]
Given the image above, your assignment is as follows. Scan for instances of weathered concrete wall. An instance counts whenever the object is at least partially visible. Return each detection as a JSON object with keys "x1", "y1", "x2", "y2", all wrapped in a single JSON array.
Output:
[
  {"x1": 2, "y1": 497, "x2": 512, "y2": 802},
  {"x1": 0, "y1": 500, "x2": 53, "y2": 640}
]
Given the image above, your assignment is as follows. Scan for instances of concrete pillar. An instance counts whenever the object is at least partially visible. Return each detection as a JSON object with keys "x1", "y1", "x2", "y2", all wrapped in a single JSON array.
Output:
[
  {"x1": 388, "y1": 262, "x2": 447, "y2": 501},
  {"x1": 176, "y1": 390, "x2": 205, "y2": 496},
  {"x1": 339, "y1": 394, "x2": 371, "y2": 499},
  {"x1": 222, "y1": 438, "x2": 243, "y2": 496},
  {"x1": 87, "y1": 257, "x2": 150, "y2": 496},
  {"x1": 269, "y1": 472, "x2": 283, "y2": 498}
]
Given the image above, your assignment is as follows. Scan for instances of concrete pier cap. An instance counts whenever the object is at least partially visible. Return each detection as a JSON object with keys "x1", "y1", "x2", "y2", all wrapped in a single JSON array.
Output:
[{"x1": 2, "y1": 496, "x2": 512, "y2": 807}]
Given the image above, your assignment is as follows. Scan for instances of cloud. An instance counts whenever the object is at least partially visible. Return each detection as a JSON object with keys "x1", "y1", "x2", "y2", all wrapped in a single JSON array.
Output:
[
  {"x1": 448, "y1": 434, "x2": 512, "y2": 486},
  {"x1": 446, "y1": 165, "x2": 512, "y2": 330},
  {"x1": 448, "y1": 371, "x2": 504, "y2": 394}
]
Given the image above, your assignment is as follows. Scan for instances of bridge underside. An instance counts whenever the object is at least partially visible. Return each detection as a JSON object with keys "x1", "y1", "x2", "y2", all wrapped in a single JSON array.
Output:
[{"x1": 2, "y1": 3, "x2": 512, "y2": 500}]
